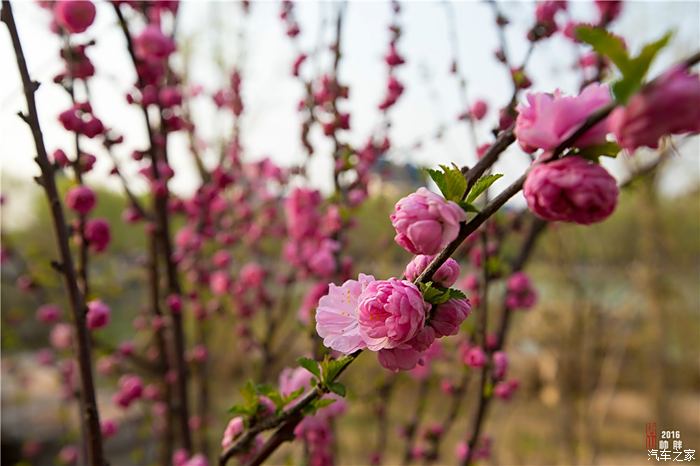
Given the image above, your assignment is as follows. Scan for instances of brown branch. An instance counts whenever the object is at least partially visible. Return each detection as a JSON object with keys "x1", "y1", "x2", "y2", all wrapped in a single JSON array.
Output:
[
  {"x1": 2, "y1": 2, "x2": 105, "y2": 464},
  {"x1": 112, "y1": 2, "x2": 192, "y2": 452}
]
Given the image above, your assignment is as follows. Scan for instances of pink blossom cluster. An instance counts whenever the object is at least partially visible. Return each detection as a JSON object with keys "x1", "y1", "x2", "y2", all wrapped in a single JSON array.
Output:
[
  {"x1": 113, "y1": 374, "x2": 143, "y2": 408},
  {"x1": 58, "y1": 102, "x2": 105, "y2": 138},
  {"x1": 316, "y1": 271, "x2": 471, "y2": 371},
  {"x1": 283, "y1": 187, "x2": 341, "y2": 279},
  {"x1": 504, "y1": 272, "x2": 538, "y2": 310}
]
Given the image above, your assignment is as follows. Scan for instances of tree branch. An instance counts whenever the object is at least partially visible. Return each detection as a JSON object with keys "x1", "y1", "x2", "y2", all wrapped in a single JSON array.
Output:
[{"x1": 2, "y1": 2, "x2": 105, "y2": 464}]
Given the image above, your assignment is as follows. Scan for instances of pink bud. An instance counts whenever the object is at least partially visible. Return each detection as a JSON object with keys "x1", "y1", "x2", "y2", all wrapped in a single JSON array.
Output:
[
  {"x1": 66, "y1": 185, "x2": 96, "y2": 215},
  {"x1": 36, "y1": 304, "x2": 61, "y2": 324},
  {"x1": 86, "y1": 300, "x2": 110, "y2": 330},
  {"x1": 85, "y1": 218, "x2": 111, "y2": 252},
  {"x1": 54, "y1": 1, "x2": 96, "y2": 34}
]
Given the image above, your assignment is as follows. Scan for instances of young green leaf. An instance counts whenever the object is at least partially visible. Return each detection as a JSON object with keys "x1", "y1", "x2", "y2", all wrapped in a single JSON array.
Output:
[
  {"x1": 313, "y1": 398, "x2": 337, "y2": 410},
  {"x1": 283, "y1": 387, "x2": 305, "y2": 406},
  {"x1": 419, "y1": 282, "x2": 464, "y2": 305},
  {"x1": 576, "y1": 141, "x2": 621, "y2": 160},
  {"x1": 458, "y1": 200, "x2": 481, "y2": 213},
  {"x1": 322, "y1": 355, "x2": 351, "y2": 383},
  {"x1": 438, "y1": 164, "x2": 468, "y2": 201},
  {"x1": 613, "y1": 32, "x2": 672, "y2": 103},
  {"x1": 426, "y1": 168, "x2": 448, "y2": 199},
  {"x1": 575, "y1": 26, "x2": 630, "y2": 72},
  {"x1": 297, "y1": 357, "x2": 321, "y2": 379},
  {"x1": 465, "y1": 174, "x2": 503, "y2": 204},
  {"x1": 328, "y1": 382, "x2": 346, "y2": 397}
]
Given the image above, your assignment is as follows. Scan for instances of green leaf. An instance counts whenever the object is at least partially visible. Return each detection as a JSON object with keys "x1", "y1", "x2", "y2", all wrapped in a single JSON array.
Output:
[
  {"x1": 426, "y1": 165, "x2": 467, "y2": 202},
  {"x1": 297, "y1": 357, "x2": 321, "y2": 379},
  {"x1": 228, "y1": 404, "x2": 254, "y2": 416},
  {"x1": 613, "y1": 32, "x2": 673, "y2": 103},
  {"x1": 465, "y1": 174, "x2": 503, "y2": 204},
  {"x1": 313, "y1": 398, "x2": 337, "y2": 410},
  {"x1": 283, "y1": 387, "x2": 305, "y2": 406},
  {"x1": 241, "y1": 380, "x2": 257, "y2": 406},
  {"x1": 439, "y1": 164, "x2": 468, "y2": 201},
  {"x1": 419, "y1": 282, "x2": 466, "y2": 305},
  {"x1": 328, "y1": 382, "x2": 346, "y2": 397},
  {"x1": 322, "y1": 355, "x2": 351, "y2": 383},
  {"x1": 426, "y1": 168, "x2": 448, "y2": 197},
  {"x1": 575, "y1": 26, "x2": 629, "y2": 72},
  {"x1": 576, "y1": 141, "x2": 621, "y2": 161},
  {"x1": 458, "y1": 200, "x2": 480, "y2": 213}
]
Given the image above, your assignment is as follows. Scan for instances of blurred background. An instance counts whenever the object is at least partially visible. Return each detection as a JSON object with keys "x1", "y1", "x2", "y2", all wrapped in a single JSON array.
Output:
[{"x1": 2, "y1": 1, "x2": 699, "y2": 465}]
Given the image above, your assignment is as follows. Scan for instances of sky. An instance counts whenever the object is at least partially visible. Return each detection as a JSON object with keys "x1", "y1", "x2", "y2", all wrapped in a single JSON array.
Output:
[{"x1": 1, "y1": 1, "x2": 699, "y2": 229}]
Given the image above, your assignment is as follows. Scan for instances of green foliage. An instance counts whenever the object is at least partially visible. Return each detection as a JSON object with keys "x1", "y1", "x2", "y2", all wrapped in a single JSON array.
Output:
[
  {"x1": 426, "y1": 164, "x2": 467, "y2": 202},
  {"x1": 297, "y1": 357, "x2": 321, "y2": 379},
  {"x1": 575, "y1": 141, "x2": 622, "y2": 161},
  {"x1": 576, "y1": 26, "x2": 672, "y2": 103},
  {"x1": 320, "y1": 354, "x2": 351, "y2": 387},
  {"x1": 229, "y1": 380, "x2": 304, "y2": 416},
  {"x1": 302, "y1": 397, "x2": 337, "y2": 416},
  {"x1": 465, "y1": 174, "x2": 503, "y2": 205},
  {"x1": 419, "y1": 281, "x2": 467, "y2": 305}
]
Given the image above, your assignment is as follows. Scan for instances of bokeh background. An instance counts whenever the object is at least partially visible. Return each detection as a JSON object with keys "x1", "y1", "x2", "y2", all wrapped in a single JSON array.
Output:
[{"x1": 2, "y1": 1, "x2": 699, "y2": 465}]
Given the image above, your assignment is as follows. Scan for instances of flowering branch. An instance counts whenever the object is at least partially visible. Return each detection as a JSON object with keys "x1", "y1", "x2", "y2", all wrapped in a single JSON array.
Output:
[{"x1": 1, "y1": 2, "x2": 105, "y2": 464}]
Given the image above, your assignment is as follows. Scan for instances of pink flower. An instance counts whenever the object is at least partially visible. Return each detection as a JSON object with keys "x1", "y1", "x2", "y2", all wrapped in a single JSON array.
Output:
[
  {"x1": 494, "y1": 379, "x2": 520, "y2": 400},
  {"x1": 298, "y1": 282, "x2": 328, "y2": 325},
  {"x1": 404, "y1": 255, "x2": 460, "y2": 287},
  {"x1": 358, "y1": 278, "x2": 429, "y2": 351},
  {"x1": 408, "y1": 339, "x2": 443, "y2": 379},
  {"x1": 36, "y1": 304, "x2": 61, "y2": 324},
  {"x1": 66, "y1": 185, "x2": 96, "y2": 215},
  {"x1": 221, "y1": 417, "x2": 244, "y2": 449},
  {"x1": 535, "y1": 1, "x2": 566, "y2": 24},
  {"x1": 492, "y1": 351, "x2": 509, "y2": 379},
  {"x1": 185, "y1": 454, "x2": 208, "y2": 466},
  {"x1": 515, "y1": 84, "x2": 612, "y2": 152},
  {"x1": 50, "y1": 323, "x2": 73, "y2": 350},
  {"x1": 315, "y1": 274, "x2": 375, "y2": 354},
  {"x1": 284, "y1": 187, "x2": 322, "y2": 239},
  {"x1": 505, "y1": 272, "x2": 538, "y2": 310},
  {"x1": 470, "y1": 100, "x2": 488, "y2": 120},
  {"x1": 594, "y1": 0, "x2": 622, "y2": 23},
  {"x1": 391, "y1": 188, "x2": 466, "y2": 255},
  {"x1": 523, "y1": 156, "x2": 618, "y2": 224},
  {"x1": 166, "y1": 294, "x2": 183, "y2": 314},
  {"x1": 54, "y1": 0, "x2": 96, "y2": 34},
  {"x1": 429, "y1": 298, "x2": 471, "y2": 337},
  {"x1": 134, "y1": 25, "x2": 175, "y2": 60},
  {"x1": 58, "y1": 444, "x2": 79, "y2": 464},
  {"x1": 101, "y1": 419, "x2": 119, "y2": 438},
  {"x1": 86, "y1": 300, "x2": 110, "y2": 330},
  {"x1": 85, "y1": 218, "x2": 110, "y2": 252},
  {"x1": 114, "y1": 374, "x2": 143, "y2": 408},
  {"x1": 464, "y1": 346, "x2": 486, "y2": 368},
  {"x1": 239, "y1": 262, "x2": 266, "y2": 288},
  {"x1": 609, "y1": 66, "x2": 700, "y2": 151},
  {"x1": 210, "y1": 271, "x2": 231, "y2": 295},
  {"x1": 377, "y1": 345, "x2": 423, "y2": 372}
]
